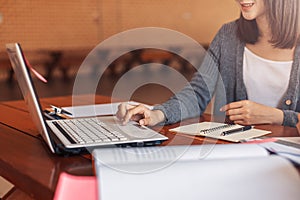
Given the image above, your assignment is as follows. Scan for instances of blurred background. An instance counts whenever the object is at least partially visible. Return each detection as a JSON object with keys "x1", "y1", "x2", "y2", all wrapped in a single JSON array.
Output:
[
  {"x1": 0, "y1": 0, "x2": 239, "y2": 104},
  {"x1": 0, "y1": 2, "x2": 239, "y2": 197}
]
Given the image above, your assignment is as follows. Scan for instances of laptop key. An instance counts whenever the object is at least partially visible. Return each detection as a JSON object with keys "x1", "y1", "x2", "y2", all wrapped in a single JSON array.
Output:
[{"x1": 55, "y1": 118, "x2": 129, "y2": 145}]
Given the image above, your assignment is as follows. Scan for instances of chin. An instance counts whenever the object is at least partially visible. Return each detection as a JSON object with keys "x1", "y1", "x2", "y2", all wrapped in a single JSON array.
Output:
[{"x1": 242, "y1": 13, "x2": 256, "y2": 21}]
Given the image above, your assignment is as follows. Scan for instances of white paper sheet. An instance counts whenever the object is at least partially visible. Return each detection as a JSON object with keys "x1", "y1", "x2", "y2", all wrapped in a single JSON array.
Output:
[
  {"x1": 259, "y1": 141, "x2": 300, "y2": 165},
  {"x1": 62, "y1": 101, "x2": 153, "y2": 118},
  {"x1": 94, "y1": 144, "x2": 300, "y2": 200}
]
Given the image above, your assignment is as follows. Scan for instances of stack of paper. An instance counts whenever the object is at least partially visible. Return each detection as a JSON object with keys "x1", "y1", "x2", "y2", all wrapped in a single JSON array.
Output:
[{"x1": 93, "y1": 144, "x2": 300, "y2": 200}]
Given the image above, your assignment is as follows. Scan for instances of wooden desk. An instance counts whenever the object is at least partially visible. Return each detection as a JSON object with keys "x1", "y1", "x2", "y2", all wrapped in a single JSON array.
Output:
[{"x1": 0, "y1": 95, "x2": 299, "y2": 199}]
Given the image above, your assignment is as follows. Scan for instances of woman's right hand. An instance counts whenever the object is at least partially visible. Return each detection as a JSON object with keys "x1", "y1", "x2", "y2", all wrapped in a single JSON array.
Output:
[{"x1": 116, "y1": 103, "x2": 165, "y2": 126}]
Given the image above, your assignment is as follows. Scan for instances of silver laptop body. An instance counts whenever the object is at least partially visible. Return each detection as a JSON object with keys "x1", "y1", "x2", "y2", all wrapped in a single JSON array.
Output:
[{"x1": 6, "y1": 43, "x2": 168, "y2": 155}]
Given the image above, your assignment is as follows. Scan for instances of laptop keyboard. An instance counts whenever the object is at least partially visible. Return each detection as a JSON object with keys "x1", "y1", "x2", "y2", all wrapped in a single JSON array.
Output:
[{"x1": 52, "y1": 118, "x2": 128, "y2": 144}]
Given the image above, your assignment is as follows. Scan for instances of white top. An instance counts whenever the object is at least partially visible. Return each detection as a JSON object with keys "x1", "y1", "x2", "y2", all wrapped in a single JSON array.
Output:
[{"x1": 243, "y1": 47, "x2": 292, "y2": 107}]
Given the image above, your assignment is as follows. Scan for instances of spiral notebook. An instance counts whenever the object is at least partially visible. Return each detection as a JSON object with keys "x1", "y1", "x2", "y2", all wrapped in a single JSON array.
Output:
[{"x1": 170, "y1": 122, "x2": 271, "y2": 142}]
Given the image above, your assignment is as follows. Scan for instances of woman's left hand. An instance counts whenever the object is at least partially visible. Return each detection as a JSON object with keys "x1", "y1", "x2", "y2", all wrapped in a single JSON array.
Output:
[{"x1": 220, "y1": 100, "x2": 284, "y2": 125}]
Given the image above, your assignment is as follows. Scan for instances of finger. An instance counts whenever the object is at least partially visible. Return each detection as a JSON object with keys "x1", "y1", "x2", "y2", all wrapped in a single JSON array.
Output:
[
  {"x1": 220, "y1": 101, "x2": 243, "y2": 112},
  {"x1": 123, "y1": 105, "x2": 148, "y2": 124},
  {"x1": 116, "y1": 103, "x2": 136, "y2": 120},
  {"x1": 138, "y1": 110, "x2": 152, "y2": 126},
  {"x1": 233, "y1": 120, "x2": 250, "y2": 126},
  {"x1": 228, "y1": 114, "x2": 244, "y2": 122},
  {"x1": 229, "y1": 114, "x2": 251, "y2": 125},
  {"x1": 116, "y1": 103, "x2": 127, "y2": 120},
  {"x1": 139, "y1": 118, "x2": 149, "y2": 126},
  {"x1": 139, "y1": 117, "x2": 155, "y2": 126},
  {"x1": 227, "y1": 106, "x2": 251, "y2": 118},
  {"x1": 131, "y1": 114, "x2": 144, "y2": 122},
  {"x1": 225, "y1": 107, "x2": 243, "y2": 116},
  {"x1": 126, "y1": 103, "x2": 136, "y2": 110}
]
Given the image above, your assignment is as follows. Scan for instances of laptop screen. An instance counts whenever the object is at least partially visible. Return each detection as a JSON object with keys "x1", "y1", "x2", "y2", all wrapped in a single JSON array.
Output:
[{"x1": 6, "y1": 43, "x2": 55, "y2": 153}]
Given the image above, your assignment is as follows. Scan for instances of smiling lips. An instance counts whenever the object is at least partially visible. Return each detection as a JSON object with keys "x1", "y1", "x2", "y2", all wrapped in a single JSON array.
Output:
[
  {"x1": 240, "y1": 1, "x2": 255, "y2": 10},
  {"x1": 242, "y1": 3, "x2": 254, "y2": 7},
  {"x1": 240, "y1": 1, "x2": 255, "y2": 7}
]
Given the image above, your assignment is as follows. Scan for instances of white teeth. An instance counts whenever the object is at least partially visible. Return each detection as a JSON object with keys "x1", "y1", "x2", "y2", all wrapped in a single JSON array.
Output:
[{"x1": 241, "y1": 3, "x2": 254, "y2": 7}]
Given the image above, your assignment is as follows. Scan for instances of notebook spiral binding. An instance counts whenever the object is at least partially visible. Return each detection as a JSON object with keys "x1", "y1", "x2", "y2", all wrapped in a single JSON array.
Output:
[{"x1": 199, "y1": 124, "x2": 235, "y2": 134}]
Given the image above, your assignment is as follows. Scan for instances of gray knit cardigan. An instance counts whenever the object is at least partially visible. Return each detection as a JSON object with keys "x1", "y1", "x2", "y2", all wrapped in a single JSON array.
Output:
[{"x1": 154, "y1": 20, "x2": 300, "y2": 127}]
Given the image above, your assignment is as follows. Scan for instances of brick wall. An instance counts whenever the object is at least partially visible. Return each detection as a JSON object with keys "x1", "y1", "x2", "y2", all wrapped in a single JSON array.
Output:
[
  {"x1": 0, "y1": 0, "x2": 99, "y2": 51},
  {"x1": 0, "y1": 0, "x2": 239, "y2": 80},
  {"x1": 0, "y1": 0, "x2": 239, "y2": 52}
]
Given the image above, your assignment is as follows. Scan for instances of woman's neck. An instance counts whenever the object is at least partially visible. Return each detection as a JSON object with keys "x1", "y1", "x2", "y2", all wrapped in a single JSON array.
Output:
[
  {"x1": 246, "y1": 15, "x2": 295, "y2": 62},
  {"x1": 256, "y1": 15, "x2": 272, "y2": 41}
]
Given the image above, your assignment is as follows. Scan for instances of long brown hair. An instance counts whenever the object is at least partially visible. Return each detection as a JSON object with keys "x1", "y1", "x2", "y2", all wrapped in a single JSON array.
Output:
[{"x1": 237, "y1": 0, "x2": 299, "y2": 49}]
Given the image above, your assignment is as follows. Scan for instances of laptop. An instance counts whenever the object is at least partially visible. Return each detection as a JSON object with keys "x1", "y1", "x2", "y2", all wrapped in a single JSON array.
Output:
[{"x1": 6, "y1": 43, "x2": 168, "y2": 155}]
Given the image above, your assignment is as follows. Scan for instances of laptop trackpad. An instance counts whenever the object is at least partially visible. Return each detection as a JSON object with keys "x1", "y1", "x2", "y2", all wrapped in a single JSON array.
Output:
[{"x1": 97, "y1": 116, "x2": 159, "y2": 139}]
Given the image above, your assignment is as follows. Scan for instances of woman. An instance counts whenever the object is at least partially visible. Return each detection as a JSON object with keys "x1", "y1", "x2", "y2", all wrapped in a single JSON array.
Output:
[{"x1": 117, "y1": 0, "x2": 300, "y2": 127}]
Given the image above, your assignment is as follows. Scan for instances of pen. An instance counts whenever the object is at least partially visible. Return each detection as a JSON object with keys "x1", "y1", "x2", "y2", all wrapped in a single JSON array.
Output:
[
  {"x1": 221, "y1": 125, "x2": 252, "y2": 136},
  {"x1": 50, "y1": 105, "x2": 73, "y2": 116}
]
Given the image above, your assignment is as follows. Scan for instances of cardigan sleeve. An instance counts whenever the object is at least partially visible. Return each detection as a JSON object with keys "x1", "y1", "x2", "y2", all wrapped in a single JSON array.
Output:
[
  {"x1": 153, "y1": 24, "x2": 228, "y2": 125},
  {"x1": 282, "y1": 110, "x2": 299, "y2": 127}
]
